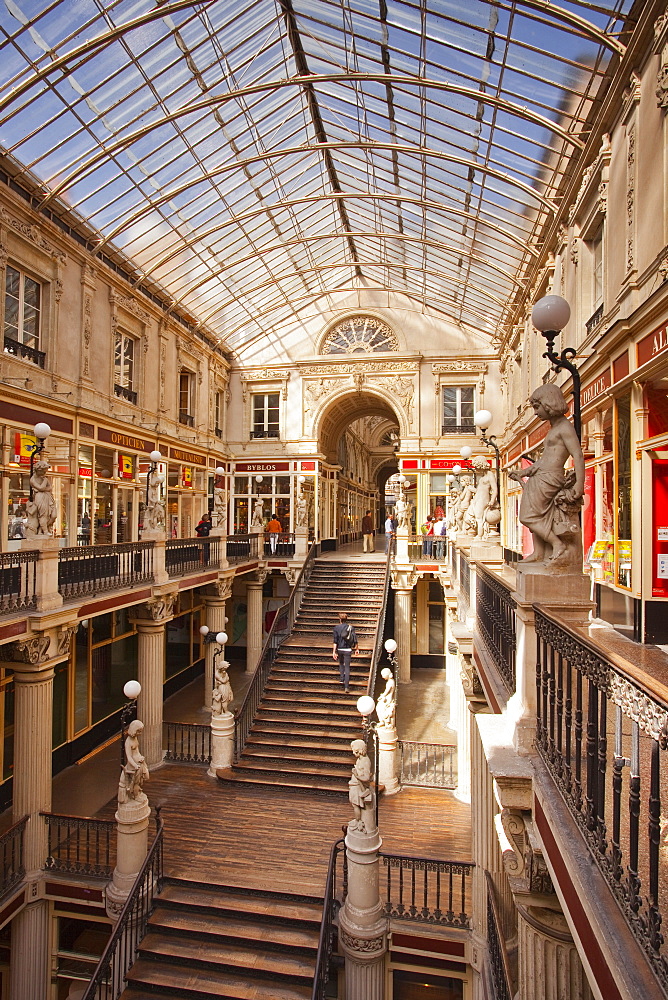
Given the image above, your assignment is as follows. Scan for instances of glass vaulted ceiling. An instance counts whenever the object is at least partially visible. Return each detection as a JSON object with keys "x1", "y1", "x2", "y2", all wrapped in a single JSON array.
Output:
[{"x1": 0, "y1": 0, "x2": 633, "y2": 356}]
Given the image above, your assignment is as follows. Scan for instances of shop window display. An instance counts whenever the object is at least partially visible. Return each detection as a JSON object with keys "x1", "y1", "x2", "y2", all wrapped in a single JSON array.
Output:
[
  {"x1": 616, "y1": 394, "x2": 632, "y2": 589},
  {"x1": 7, "y1": 427, "x2": 70, "y2": 543},
  {"x1": 234, "y1": 475, "x2": 291, "y2": 532}
]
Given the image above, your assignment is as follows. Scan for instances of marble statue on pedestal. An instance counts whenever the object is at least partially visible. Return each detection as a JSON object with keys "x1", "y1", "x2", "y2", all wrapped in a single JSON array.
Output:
[
  {"x1": 508, "y1": 384, "x2": 584, "y2": 572},
  {"x1": 251, "y1": 497, "x2": 264, "y2": 528},
  {"x1": 465, "y1": 456, "x2": 499, "y2": 539},
  {"x1": 25, "y1": 460, "x2": 57, "y2": 537},
  {"x1": 348, "y1": 739, "x2": 376, "y2": 834},
  {"x1": 119, "y1": 720, "x2": 149, "y2": 804},
  {"x1": 452, "y1": 476, "x2": 474, "y2": 532},
  {"x1": 214, "y1": 485, "x2": 227, "y2": 531},
  {"x1": 296, "y1": 492, "x2": 309, "y2": 527},
  {"x1": 144, "y1": 469, "x2": 165, "y2": 531},
  {"x1": 376, "y1": 668, "x2": 396, "y2": 728},
  {"x1": 212, "y1": 659, "x2": 233, "y2": 716}
]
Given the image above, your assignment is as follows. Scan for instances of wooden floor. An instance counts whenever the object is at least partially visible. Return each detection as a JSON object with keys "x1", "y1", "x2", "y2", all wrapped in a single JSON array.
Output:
[{"x1": 99, "y1": 765, "x2": 471, "y2": 896}]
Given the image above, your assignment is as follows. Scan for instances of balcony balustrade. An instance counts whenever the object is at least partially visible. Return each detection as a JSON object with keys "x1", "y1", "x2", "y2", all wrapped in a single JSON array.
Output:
[
  {"x1": 0, "y1": 550, "x2": 37, "y2": 617},
  {"x1": 476, "y1": 567, "x2": 517, "y2": 695},
  {"x1": 58, "y1": 541, "x2": 154, "y2": 599},
  {"x1": 165, "y1": 537, "x2": 220, "y2": 576},
  {"x1": 3, "y1": 334, "x2": 46, "y2": 367},
  {"x1": 0, "y1": 817, "x2": 26, "y2": 902}
]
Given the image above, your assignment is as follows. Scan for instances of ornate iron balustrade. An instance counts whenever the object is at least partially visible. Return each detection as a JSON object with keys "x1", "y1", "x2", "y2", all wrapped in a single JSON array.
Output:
[
  {"x1": 535, "y1": 607, "x2": 668, "y2": 994},
  {"x1": 235, "y1": 542, "x2": 319, "y2": 760},
  {"x1": 476, "y1": 567, "x2": 517, "y2": 694},
  {"x1": 164, "y1": 722, "x2": 211, "y2": 764},
  {"x1": 585, "y1": 303, "x2": 604, "y2": 336},
  {"x1": 81, "y1": 811, "x2": 163, "y2": 1000},
  {"x1": 42, "y1": 812, "x2": 115, "y2": 879},
  {"x1": 0, "y1": 816, "x2": 26, "y2": 902},
  {"x1": 380, "y1": 853, "x2": 474, "y2": 926},
  {"x1": 178, "y1": 411, "x2": 194, "y2": 426},
  {"x1": 0, "y1": 550, "x2": 37, "y2": 616},
  {"x1": 225, "y1": 533, "x2": 260, "y2": 564},
  {"x1": 486, "y1": 870, "x2": 513, "y2": 1000},
  {"x1": 312, "y1": 838, "x2": 347, "y2": 1000},
  {"x1": 398, "y1": 741, "x2": 457, "y2": 788},
  {"x1": 58, "y1": 541, "x2": 154, "y2": 599},
  {"x1": 441, "y1": 423, "x2": 476, "y2": 434},
  {"x1": 165, "y1": 536, "x2": 220, "y2": 576},
  {"x1": 406, "y1": 533, "x2": 448, "y2": 561},
  {"x1": 4, "y1": 334, "x2": 46, "y2": 367},
  {"x1": 114, "y1": 383, "x2": 137, "y2": 404},
  {"x1": 262, "y1": 532, "x2": 295, "y2": 557}
]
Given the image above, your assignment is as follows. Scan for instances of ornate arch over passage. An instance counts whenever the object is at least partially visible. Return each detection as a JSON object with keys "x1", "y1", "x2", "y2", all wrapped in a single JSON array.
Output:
[
  {"x1": 314, "y1": 387, "x2": 407, "y2": 465},
  {"x1": 321, "y1": 315, "x2": 399, "y2": 355}
]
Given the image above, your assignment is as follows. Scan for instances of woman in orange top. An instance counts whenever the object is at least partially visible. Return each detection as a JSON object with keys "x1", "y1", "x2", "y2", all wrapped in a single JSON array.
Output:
[{"x1": 266, "y1": 514, "x2": 282, "y2": 554}]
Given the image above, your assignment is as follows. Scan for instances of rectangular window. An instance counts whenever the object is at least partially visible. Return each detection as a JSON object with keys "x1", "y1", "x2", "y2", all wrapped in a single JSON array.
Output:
[
  {"x1": 252, "y1": 392, "x2": 280, "y2": 438},
  {"x1": 179, "y1": 371, "x2": 194, "y2": 425},
  {"x1": 592, "y1": 227, "x2": 603, "y2": 307},
  {"x1": 214, "y1": 390, "x2": 223, "y2": 438},
  {"x1": 114, "y1": 331, "x2": 136, "y2": 404},
  {"x1": 4, "y1": 264, "x2": 44, "y2": 366},
  {"x1": 442, "y1": 386, "x2": 475, "y2": 433}
]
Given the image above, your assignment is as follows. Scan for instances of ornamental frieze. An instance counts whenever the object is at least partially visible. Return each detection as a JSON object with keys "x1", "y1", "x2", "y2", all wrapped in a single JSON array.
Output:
[
  {"x1": 110, "y1": 291, "x2": 151, "y2": 325},
  {"x1": 301, "y1": 361, "x2": 416, "y2": 376},
  {"x1": 0, "y1": 208, "x2": 66, "y2": 263}
]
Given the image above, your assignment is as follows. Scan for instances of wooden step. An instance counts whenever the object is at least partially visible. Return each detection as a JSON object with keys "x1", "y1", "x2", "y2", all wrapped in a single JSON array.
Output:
[
  {"x1": 241, "y1": 748, "x2": 352, "y2": 768},
  {"x1": 158, "y1": 880, "x2": 322, "y2": 918},
  {"x1": 216, "y1": 767, "x2": 349, "y2": 796},
  {"x1": 252, "y1": 716, "x2": 361, "y2": 732},
  {"x1": 232, "y1": 758, "x2": 347, "y2": 780},
  {"x1": 148, "y1": 908, "x2": 319, "y2": 953},
  {"x1": 245, "y1": 734, "x2": 355, "y2": 751},
  {"x1": 125, "y1": 958, "x2": 313, "y2": 999}
]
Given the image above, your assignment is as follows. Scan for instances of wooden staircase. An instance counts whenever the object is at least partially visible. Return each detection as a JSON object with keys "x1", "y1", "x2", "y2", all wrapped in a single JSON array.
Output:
[
  {"x1": 217, "y1": 558, "x2": 387, "y2": 795},
  {"x1": 122, "y1": 877, "x2": 321, "y2": 999}
]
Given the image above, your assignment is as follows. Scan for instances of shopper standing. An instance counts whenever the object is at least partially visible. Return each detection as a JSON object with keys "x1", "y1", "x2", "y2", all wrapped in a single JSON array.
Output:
[
  {"x1": 384, "y1": 512, "x2": 395, "y2": 554},
  {"x1": 361, "y1": 509, "x2": 374, "y2": 552},
  {"x1": 332, "y1": 612, "x2": 359, "y2": 693}
]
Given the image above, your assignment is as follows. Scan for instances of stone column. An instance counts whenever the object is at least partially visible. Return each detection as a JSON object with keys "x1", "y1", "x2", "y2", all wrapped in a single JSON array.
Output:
[
  {"x1": 246, "y1": 571, "x2": 267, "y2": 674},
  {"x1": 130, "y1": 593, "x2": 177, "y2": 769},
  {"x1": 338, "y1": 802, "x2": 388, "y2": 998},
  {"x1": 203, "y1": 580, "x2": 233, "y2": 709},
  {"x1": 105, "y1": 785, "x2": 151, "y2": 921},
  {"x1": 9, "y1": 899, "x2": 50, "y2": 1000},
  {"x1": 377, "y1": 724, "x2": 399, "y2": 795},
  {"x1": 517, "y1": 903, "x2": 593, "y2": 1000},
  {"x1": 208, "y1": 711, "x2": 235, "y2": 775},
  {"x1": 391, "y1": 568, "x2": 416, "y2": 685}
]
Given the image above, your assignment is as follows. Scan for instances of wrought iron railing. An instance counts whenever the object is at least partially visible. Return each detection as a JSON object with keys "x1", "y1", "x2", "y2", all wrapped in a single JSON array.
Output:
[
  {"x1": 178, "y1": 411, "x2": 194, "y2": 426},
  {"x1": 0, "y1": 550, "x2": 37, "y2": 616},
  {"x1": 114, "y1": 383, "x2": 137, "y2": 404},
  {"x1": 367, "y1": 551, "x2": 392, "y2": 700},
  {"x1": 226, "y1": 533, "x2": 260, "y2": 564},
  {"x1": 486, "y1": 870, "x2": 513, "y2": 1000},
  {"x1": 58, "y1": 541, "x2": 154, "y2": 599},
  {"x1": 535, "y1": 607, "x2": 668, "y2": 993},
  {"x1": 262, "y1": 532, "x2": 295, "y2": 557},
  {"x1": 165, "y1": 536, "x2": 220, "y2": 576},
  {"x1": 4, "y1": 334, "x2": 46, "y2": 367},
  {"x1": 81, "y1": 810, "x2": 163, "y2": 1000},
  {"x1": 312, "y1": 838, "x2": 347, "y2": 1000},
  {"x1": 585, "y1": 303, "x2": 604, "y2": 336},
  {"x1": 406, "y1": 533, "x2": 448, "y2": 561},
  {"x1": 381, "y1": 852, "x2": 474, "y2": 926},
  {"x1": 476, "y1": 567, "x2": 516, "y2": 694},
  {"x1": 164, "y1": 722, "x2": 211, "y2": 764},
  {"x1": 0, "y1": 816, "x2": 26, "y2": 901},
  {"x1": 234, "y1": 542, "x2": 319, "y2": 760},
  {"x1": 42, "y1": 812, "x2": 115, "y2": 879},
  {"x1": 398, "y1": 741, "x2": 457, "y2": 788}
]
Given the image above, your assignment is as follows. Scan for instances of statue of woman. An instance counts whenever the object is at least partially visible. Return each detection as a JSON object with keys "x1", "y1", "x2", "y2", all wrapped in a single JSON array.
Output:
[
  {"x1": 376, "y1": 667, "x2": 396, "y2": 728},
  {"x1": 465, "y1": 456, "x2": 498, "y2": 539},
  {"x1": 296, "y1": 492, "x2": 309, "y2": 527},
  {"x1": 214, "y1": 485, "x2": 227, "y2": 531},
  {"x1": 348, "y1": 738, "x2": 375, "y2": 833},
  {"x1": 145, "y1": 469, "x2": 165, "y2": 531},
  {"x1": 212, "y1": 659, "x2": 234, "y2": 716},
  {"x1": 119, "y1": 720, "x2": 149, "y2": 802},
  {"x1": 251, "y1": 498, "x2": 264, "y2": 528},
  {"x1": 26, "y1": 460, "x2": 57, "y2": 537}
]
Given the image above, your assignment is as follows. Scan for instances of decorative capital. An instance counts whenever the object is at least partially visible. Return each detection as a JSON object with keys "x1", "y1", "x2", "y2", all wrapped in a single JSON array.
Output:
[
  {"x1": 136, "y1": 593, "x2": 178, "y2": 622},
  {"x1": 339, "y1": 928, "x2": 386, "y2": 957},
  {"x1": 57, "y1": 623, "x2": 79, "y2": 656},
  {"x1": 6, "y1": 635, "x2": 51, "y2": 664}
]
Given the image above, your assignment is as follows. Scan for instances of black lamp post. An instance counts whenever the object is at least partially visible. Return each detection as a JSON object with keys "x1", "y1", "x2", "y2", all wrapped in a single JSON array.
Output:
[
  {"x1": 29, "y1": 422, "x2": 51, "y2": 499},
  {"x1": 120, "y1": 679, "x2": 141, "y2": 766},
  {"x1": 531, "y1": 294, "x2": 581, "y2": 441}
]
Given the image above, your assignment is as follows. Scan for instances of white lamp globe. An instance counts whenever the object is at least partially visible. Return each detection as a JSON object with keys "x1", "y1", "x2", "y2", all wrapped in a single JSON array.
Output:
[
  {"x1": 255, "y1": 475, "x2": 263, "y2": 483},
  {"x1": 215, "y1": 466, "x2": 225, "y2": 476},
  {"x1": 123, "y1": 680, "x2": 141, "y2": 700},
  {"x1": 224, "y1": 616, "x2": 229, "y2": 624},
  {"x1": 149, "y1": 450, "x2": 162, "y2": 463},
  {"x1": 531, "y1": 294, "x2": 571, "y2": 333},
  {"x1": 356, "y1": 695, "x2": 376, "y2": 717},
  {"x1": 33, "y1": 422, "x2": 51, "y2": 440},
  {"x1": 199, "y1": 625, "x2": 210, "y2": 636},
  {"x1": 155, "y1": 473, "x2": 165, "y2": 485},
  {"x1": 384, "y1": 638, "x2": 397, "y2": 653},
  {"x1": 460, "y1": 446, "x2": 472, "y2": 460},
  {"x1": 298, "y1": 475, "x2": 306, "y2": 484},
  {"x1": 216, "y1": 631, "x2": 228, "y2": 644},
  {"x1": 452, "y1": 464, "x2": 462, "y2": 476},
  {"x1": 474, "y1": 409, "x2": 492, "y2": 430}
]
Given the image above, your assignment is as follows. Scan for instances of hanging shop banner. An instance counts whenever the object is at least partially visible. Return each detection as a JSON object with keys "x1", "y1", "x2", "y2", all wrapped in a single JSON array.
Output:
[
  {"x1": 118, "y1": 454, "x2": 134, "y2": 479},
  {"x1": 182, "y1": 466, "x2": 193, "y2": 487},
  {"x1": 13, "y1": 432, "x2": 34, "y2": 466}
]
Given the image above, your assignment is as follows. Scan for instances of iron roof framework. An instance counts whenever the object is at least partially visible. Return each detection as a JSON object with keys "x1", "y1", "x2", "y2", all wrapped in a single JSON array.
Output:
[{"x1": 0, "y1": 0, "x2": 635, "y2": 356}]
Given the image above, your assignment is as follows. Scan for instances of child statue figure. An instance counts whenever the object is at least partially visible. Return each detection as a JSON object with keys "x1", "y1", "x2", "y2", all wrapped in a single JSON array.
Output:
[
  {"x1": 508, "y1": 384, "x2": 584, "y2": 572},
  {"x1": 348, "y1": 739, "x2": 376, "y2": 834}
]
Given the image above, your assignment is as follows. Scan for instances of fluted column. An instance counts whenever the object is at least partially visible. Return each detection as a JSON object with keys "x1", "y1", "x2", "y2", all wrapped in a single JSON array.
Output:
[
  {"x1": 203, "y1": 582, "x2": 232, "y2": 709},
  {"x1": 130, "y1": 594, "x2": 176, "y2": 769},
  {"x1": 9, "y1": 897, "x2": 50, "y2": 1000},
  {"x1": 517, "y1": 904, "x2": 593, "y2": 1000},
  {"x1": 246, "y1": 574, "x2": 266, "y2": 673},
  {"x1": 394, "y1": 588, "x2": 412, "y2": 684}
]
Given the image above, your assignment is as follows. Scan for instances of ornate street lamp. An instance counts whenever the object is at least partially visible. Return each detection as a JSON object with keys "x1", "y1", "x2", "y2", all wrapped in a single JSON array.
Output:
[
  {"x1": 531, "y1": 294, "x2": 581, "y2": 440},
  {"x1": 474, "y1": 410, "x2": 501, "y2": 515},
  {"x1": 384, "y1": 638, "x2": 398, "y2": 673},
  {"x1": 29, "y1": 422, "x2": 51, "y2": 499},
  {"x1": 120, "y1": 679, "x2": 141, "y2": 766}
]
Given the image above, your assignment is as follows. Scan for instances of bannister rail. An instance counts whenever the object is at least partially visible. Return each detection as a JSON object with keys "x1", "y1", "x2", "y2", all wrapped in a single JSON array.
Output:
[
  {"x1": 406, "y1": 532, "x2": 448, "y2": 561},
  {"x1": 164, "y1": 722, "x2": 211, "y2": 763},
  {"x1": 262, "y1": 532, "x2": 295, "y2": 557},
  {"x1": 165, "y1": 536, "x2": 220, "y2": 576},
  {"x1": 486, "y1": 870, "x2": 513, "y2": 1000},
  {"x1": 398, "y1": 741, "x2": 457, "y2": 788},
  {"x1": 476, "y1": 566, "x2": 516, "y2": 694},
  {"x1": 0, "y1": 816, "x2": 26, "y2": 901},
  {"x1": 535, "y1": 607, "x2": 668, "y2": 993},
  {"x1": 366, "y1": 551, "x2": 392, "y2": 699},
  {"x1": 225, "y1": 532, "x2": 260, "y2": 565},
  {"x1": 58, "y1": 541, "x2": 154, "y2": 599},
  {"x1": 81, "y1": 810, "x2": 163, "y2": 1000},
  {"x1": 234, "y1": 542, "x2": 319, "y2": 760},
  {"x1": 311, "y1": 837, "x2": 347, "y2": 1000},
  {"x1": 381, "y1": 852, "x2": 474, "y2": 926},
  {"x1": 0, "y1": 550, "x2": 37, "y2": 617},
  {"x1": 42, "y1": 812, "x2": 115, "y2": 878}
]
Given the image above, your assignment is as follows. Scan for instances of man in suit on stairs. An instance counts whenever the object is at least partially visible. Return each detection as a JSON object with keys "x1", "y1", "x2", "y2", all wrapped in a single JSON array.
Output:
[{"x1": 332, "y1": 612, "x2": 359, "y2": 693}]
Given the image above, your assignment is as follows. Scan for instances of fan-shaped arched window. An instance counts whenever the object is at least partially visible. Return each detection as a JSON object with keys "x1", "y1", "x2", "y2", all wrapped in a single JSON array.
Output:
[{"x1": 322, "y1": 316, "x2": 398, "y2": 354}]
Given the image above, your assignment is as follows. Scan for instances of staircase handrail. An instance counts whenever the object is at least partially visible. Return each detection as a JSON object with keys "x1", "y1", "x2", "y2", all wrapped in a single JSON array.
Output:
[
  {"x1": 234, "y1": 540, "x2": 319, "y2": 760},
  {"x1": 366, "y1": 550, "x2": 392, "y2": 699},
  {"x1": 80, "y1": 810, "x2": 164, "y2": 1000},
  {"x1": 312, "y1": 837, "x2": 346, "y2": 1000}
]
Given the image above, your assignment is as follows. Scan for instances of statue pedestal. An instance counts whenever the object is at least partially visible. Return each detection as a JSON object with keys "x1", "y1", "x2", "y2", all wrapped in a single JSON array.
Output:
[
  {"x1": 515, "y1": 566, "x2": 591, "y2": 609},
  {"x1": 470, "y1": 539, "x2": 503, "y2": 563},
  {"x1": 339, "y1": 824, "x2": 387, "y2": 1000},
  {"x1": 209, "y1": 526, "x2": 228, "y2": 568},
  {"x1": 295, "y1": 527, "x2": 309, "y2": 559},
  {"x1": 20, "y1": 537, "x2": 62, "y2": 612},
  {"x1": 140, "y1": 528, "x2": 165, "y2": 541},
  {"x1": 395, "y1": 527, "x2": 409, "y2": 561},
  {"x1": 377, "y1": 724, "x2": 400, "y2": 795},
  {"x1": 208, "y1": 711, "x2": 234, "y2": 775},
  {"x1": 106, "y1": 792, "x2": 151, "y2": 921}
]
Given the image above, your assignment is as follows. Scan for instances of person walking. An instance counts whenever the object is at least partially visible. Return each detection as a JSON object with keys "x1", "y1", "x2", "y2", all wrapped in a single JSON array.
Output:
[
  {"x1": 266, "y1": 513, "x2": 282, "y2": 554},
  {"x1": 384, "y1": 512, "x2": 395, "y2": 554},
  {"x1": 332, "y1": 612, "x2": 359, "y2": 693},
  {"x1": 361, "y1": 509, "x2": 374, "y2": 552}
]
